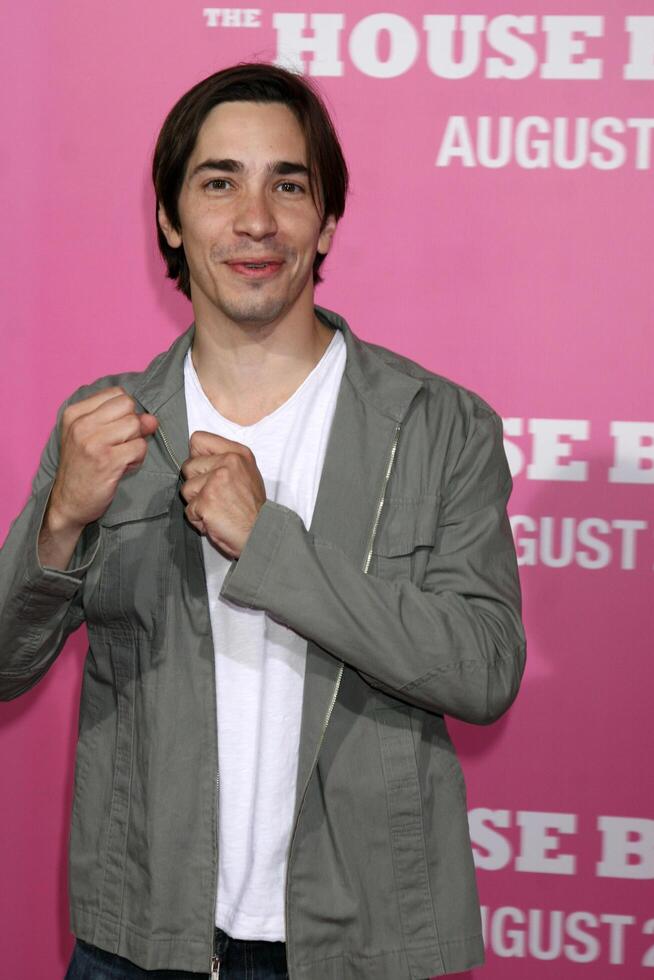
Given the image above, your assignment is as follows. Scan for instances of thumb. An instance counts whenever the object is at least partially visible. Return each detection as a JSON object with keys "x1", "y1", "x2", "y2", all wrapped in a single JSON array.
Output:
[{"x1": 139, "y1": 413, "x2": 159, "y2": 436}]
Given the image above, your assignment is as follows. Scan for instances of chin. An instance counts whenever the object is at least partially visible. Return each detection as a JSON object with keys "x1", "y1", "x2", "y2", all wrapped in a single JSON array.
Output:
[{"x1": 220, "y1": 296, "x2": 289, "y2": 327}]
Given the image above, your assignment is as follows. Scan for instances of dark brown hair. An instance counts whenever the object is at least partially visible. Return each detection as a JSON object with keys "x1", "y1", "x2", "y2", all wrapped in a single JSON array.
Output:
[{"x1": 152, "y1": 63, "x2": 349, "y2": 299}]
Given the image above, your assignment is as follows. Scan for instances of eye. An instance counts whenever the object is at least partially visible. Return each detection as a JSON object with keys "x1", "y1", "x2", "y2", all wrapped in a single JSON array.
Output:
[
  {"x1": 204, "y1": 178, "x2": 231, "y2": 191},
  {"x1": 277, "y1": 181, "x2": 304, "y2": 194}
]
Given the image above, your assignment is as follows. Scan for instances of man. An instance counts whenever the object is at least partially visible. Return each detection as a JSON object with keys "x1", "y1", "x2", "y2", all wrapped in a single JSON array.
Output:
[{"x1": 0, "y1": 63, "x2": 525, "y2": 979}]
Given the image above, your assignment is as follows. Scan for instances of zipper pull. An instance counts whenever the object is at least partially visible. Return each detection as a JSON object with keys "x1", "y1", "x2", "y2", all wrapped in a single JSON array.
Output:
[{"x1": 211, "y1": 955, "x2": 220, "y2": 978}]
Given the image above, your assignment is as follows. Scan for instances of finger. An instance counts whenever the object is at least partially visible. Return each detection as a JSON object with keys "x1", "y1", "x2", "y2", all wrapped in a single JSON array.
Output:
[
  {"x1": 181, "y1": 454, "x2": 225, "y2": 481},
  {"x1": 90, "y1": 392, "x2": 140, "y2": 425},
  {"x1": 71, "y1": 405, "x2": 143, "y2": 452},
  {"x1": 62, "y1": 387, "x2": 128, "y2": 426},
  {"x1": 189, "y1": 430, "x2": 252, "y2": 459},
  {"x1": 183, "y1": 500, "x2": 236, "y2": 556},
  {"x1": 71, "y1": 401, "x2": 154, "y2": 447},
  {"x1": 68, "y1": 395, "x2": 139, "y2": 443},
  {"x1": 113, "y1": 437, "x2": 150, "y2": 474},
  {"x1": 184, "y1": 498, "x2": 205, "y2": 530},
  {"x1": 87, "y1": 413, "x2": 145, "y2": 448},
  {"x1": 179, "y1": 472, "x2": 212, "y2": 503},
  {"x1": 138, "y1": 413, "x2": 159, "y2": 436},
  {"x1": 183, "y1": 487, "x2": 213, "y2": 537},
  {"x1": 114, "y1": 412, "x2": 157, "y2": 444}
]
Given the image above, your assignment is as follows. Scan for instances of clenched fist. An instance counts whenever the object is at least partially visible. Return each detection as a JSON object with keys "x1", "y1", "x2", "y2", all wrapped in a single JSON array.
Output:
[
  {"x1": 180, "y1": 431, "x2": 266, "y2": 559},
  {"x1": 39, "y1": 387, "x2": 158, "y2": 569}
]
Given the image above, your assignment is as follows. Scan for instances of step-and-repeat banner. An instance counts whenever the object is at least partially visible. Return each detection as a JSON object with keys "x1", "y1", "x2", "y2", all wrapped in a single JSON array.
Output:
[{"x1": 1, "y1": 3, "x2": 652, "y2": 978}]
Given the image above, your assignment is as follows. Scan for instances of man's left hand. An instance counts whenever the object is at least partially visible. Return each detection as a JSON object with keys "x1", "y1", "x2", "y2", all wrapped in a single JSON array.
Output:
[{"x1": 180, "y1": 431, "x2": 266, "y2": 558}]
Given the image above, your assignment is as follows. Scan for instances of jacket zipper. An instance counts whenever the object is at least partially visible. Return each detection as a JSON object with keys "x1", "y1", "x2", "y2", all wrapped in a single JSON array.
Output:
[
  {"x1": 156, "y1": 423, "x2": 220, "y2": 975},
  {"x1": 210, "y1": 758, "x2": 220, "y2": 976},
  {"x1": 156, "y1": 425, "x2": 182, "y2": 473},
  {"x1": 283, "y1": 422, "x2": 402, "y2": 977},
  {"x1": 363, "y1": 424, "x2": 401, "y2": 574}
]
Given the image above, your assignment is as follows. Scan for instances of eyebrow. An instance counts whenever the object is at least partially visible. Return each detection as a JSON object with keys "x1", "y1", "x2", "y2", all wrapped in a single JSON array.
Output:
[{"x1": 189, "y1": 158, "x2": 310, "y2": 179}]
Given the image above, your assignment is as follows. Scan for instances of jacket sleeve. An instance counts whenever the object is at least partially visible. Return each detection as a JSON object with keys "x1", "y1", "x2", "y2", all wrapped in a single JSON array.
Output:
[
  {"x1": 0, "y1": 416, "x2": 100, "y2": 701},
  {"x1": 221, "y1": 408, "x2": 525, "y2": 725}
]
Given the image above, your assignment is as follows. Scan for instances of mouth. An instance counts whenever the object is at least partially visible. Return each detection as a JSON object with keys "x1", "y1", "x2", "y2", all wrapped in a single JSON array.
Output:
[{"x1": 225, "y1": 260, "x2": 284, "y2": 280}]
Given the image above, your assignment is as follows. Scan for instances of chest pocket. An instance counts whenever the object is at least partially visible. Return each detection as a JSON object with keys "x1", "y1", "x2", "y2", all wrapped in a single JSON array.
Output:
[
  {"x1": 371, "y1": 494, "x2": 440, "y2": 586},
  {"x1": 83, "y1": 470, "x2": 180, "y2": 635}
]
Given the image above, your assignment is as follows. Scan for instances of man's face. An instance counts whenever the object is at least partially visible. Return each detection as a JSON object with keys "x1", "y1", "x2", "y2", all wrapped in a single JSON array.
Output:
[{"x1": 159, "y1": 100, "x2": 336, "y2": 329}]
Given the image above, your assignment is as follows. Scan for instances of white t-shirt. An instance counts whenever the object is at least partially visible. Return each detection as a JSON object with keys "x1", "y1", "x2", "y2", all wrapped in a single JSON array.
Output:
[{"x1": 184, "y1": 329, "x2": 346, "y2": 941}]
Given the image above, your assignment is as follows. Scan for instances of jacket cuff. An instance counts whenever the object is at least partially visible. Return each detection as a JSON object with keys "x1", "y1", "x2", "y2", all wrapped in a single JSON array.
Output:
[
  {"x1": 24, "y1": 483, "x2": 102, "y2": 597},
  {"x1": 220, "y1": 500, "x2": 292, "y2": 608}
]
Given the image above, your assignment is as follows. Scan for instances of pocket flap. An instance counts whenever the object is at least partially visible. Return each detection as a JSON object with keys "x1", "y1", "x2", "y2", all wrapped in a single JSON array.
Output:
[
  {"x1": 98, "y1": 470, "x2": 179, "y2": 527},
  {"x1": 374, "y1": 494, "x2": 440, "y2": 557}
]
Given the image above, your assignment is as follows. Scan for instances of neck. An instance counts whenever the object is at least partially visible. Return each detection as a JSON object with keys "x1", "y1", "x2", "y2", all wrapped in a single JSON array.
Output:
[{"x1": 189, "y1": 300, "x2": 335, "y2": 426}]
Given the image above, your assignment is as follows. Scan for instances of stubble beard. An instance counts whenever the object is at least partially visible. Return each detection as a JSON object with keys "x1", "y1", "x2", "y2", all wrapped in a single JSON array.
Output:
[
  {"x1": 207, "y1": 243, "x2": 306, "y2": 329},
  {"x1": 217, "y1": 287, "x2": 289, "y2": 328}
]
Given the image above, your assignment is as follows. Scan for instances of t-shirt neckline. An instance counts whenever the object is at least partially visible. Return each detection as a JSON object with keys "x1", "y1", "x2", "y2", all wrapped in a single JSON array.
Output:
[{"x1": 185, "y1": 329, "x2": 343, "y2": 434}]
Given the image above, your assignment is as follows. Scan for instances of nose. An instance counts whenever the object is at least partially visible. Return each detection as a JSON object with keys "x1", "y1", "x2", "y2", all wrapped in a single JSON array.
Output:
[{"x1": 232, "y1": 186, "x2": 278, "y2": 240}]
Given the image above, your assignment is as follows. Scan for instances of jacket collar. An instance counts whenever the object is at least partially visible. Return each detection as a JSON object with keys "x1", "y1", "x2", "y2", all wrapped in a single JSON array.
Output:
[
  {"x1": 316, "y1": 305, "x2": 423, "y2": 422},
  {"x1": 131, "y1": 324, "x2": 194, "y2": 417},
  {"x1": 132, "y1": 305, "x2": 423, "y2": 424},
  {"x1": 132, "y1": 306, "x2": 422, "y2": 474}
]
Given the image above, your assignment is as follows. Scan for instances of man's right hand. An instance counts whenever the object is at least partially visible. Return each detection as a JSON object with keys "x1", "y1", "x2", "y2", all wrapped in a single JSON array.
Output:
[{"x1": 38, "y1": 388, "x2": 158, "y2": 570}]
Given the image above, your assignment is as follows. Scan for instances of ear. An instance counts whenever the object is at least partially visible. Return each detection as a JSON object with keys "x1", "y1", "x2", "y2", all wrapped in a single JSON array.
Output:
[
  {"x1": 157, "y1": 203, "x2": 183, "y2": 248},
  {"x1": 317, "y1": 214, "x2": 337, "y2": 256}
]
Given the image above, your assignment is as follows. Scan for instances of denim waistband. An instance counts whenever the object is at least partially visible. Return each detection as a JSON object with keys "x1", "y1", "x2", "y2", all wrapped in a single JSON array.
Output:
[{"x1": 213, "y1": 925, "x2": 287, "y2": 958}]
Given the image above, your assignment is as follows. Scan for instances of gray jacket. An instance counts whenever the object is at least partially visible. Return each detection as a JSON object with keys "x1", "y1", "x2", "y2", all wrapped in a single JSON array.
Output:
[{"x1": 0, "y1": 307, "x2": 525, "y2": 979}]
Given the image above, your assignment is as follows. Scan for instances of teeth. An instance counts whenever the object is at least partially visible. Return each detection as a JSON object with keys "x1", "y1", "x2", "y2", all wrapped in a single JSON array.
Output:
[{"x1": 245, "y1": 263, "x2": 268, "y2": 268}]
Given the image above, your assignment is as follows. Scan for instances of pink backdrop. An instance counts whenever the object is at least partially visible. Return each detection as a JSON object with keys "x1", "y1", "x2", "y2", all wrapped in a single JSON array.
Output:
[{"x1": 2, "y1": 2, "x2": 652, "y2": 977}]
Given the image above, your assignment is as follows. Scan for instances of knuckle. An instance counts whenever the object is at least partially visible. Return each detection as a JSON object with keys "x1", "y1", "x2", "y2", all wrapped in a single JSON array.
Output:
[
  {"x1": 103, "y1": 386, "x2": 124, "y2": 401},
  {"x1": 132, "y1": 437, "x2": 148, "y2": 458},
  {"x1": 118, "y1": 394, "x2": 136, "y2": 413},
  {"x1": 129, "y1": 416, "x2": 143, "y2": 437},
  {"x1": 91, "y1": 442, "x2": 110, "y2": 465},
  {"x1": 68, "y1": 415, "x2": 88, "y2": 444},
  {"x1": 213, "y1": 466, "x2": 230, "y2": 483}
]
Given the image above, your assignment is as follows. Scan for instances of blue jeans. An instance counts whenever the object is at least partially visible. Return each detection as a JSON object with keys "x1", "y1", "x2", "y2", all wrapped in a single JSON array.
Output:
[{"x1": 64, "y1": 928, "x2": 289, "y2": 979}]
